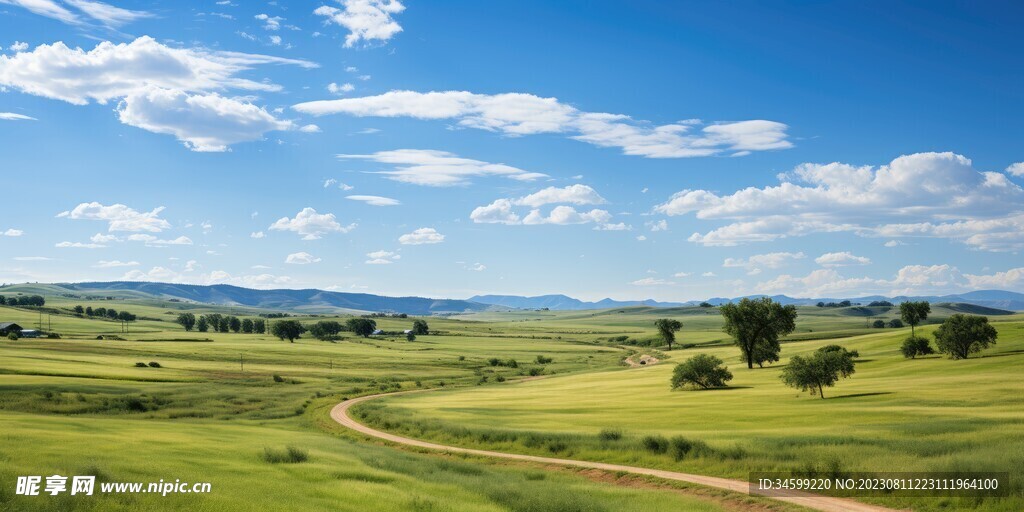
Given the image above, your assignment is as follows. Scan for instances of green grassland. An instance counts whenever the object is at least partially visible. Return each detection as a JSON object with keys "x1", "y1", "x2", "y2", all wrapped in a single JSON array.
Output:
[
  {"x1": 361, "y1": 315, "x2": 1024, "y2": 512},
  {"x1": 0, "y1": 294, "x2": 787, "y2": 512}
]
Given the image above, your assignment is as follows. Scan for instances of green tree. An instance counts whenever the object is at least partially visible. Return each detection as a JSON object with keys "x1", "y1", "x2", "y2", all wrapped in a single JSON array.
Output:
[
  {"x1": 270, "y1": 320, "x2": 306, "y2": 343},
  {"x1": 196, "y1": 316, "x2": 209, "y2": 332},
  {"x1": 346, "y1": 318, "x2": 377, "y2": 337},
  {"x1": 229, "y1": 316, "x2": 242, "y2": 333},
  {"x1": 720, "y1": 297, "x2": 797, "y2": 369},
  {"x1": 654, "y1": 318, "x2": 683, "y2": 350},
  {"x1": 85, "y1": 306, "x2": 93, "y2": 316},
  {"x1": 872, "y1": 319, "x2": 885, "y2": 328},
  {"x1": 253, "y1": 318, "x2": 266, "y2": 334},
  {"x1": 411, "y1": 319, "x2": 429, "y2": 335},
  {"x1": 176, "y1": 313, "x2": 196, "y2": 331},
  {"x1": 888, "y1": 319, "x2": 904, "y2": 328},
  {"x1": 73, "y1": 305, "x2": 84, "y2": 314},
  {"x1": 899, "y1": 301, "x2": 931, "y2": 338},
  {"x1": 106, "y1": 308, "x2": 118, "y2": 319},
  {"x1": 218, "y1": 317, "x2": 230, "y2": 333},
  {"x1": 117, "y1": 311, "x2": 136, "y2": 322},
  {"x1": 671, "y1": 354, "x2": 733, "y2": 389},
  {"x1": 241, "y1": 318, "x2": 254, "y2": 334},
  {"x1": 933, "y1": 314, "x2": 997, "y2": 360},
  {"x1": 900, "y1": 336, "x2": 933, "y2": 359},
  {"x1": 780, "y1": 348, "x2": 856, "y2": 399},
  {"x1": 309, "y1": 320, "x2": 343, "y2": 340},
  {"x1": 406, "y1": 331, "x2": 416, "y2": 342}
]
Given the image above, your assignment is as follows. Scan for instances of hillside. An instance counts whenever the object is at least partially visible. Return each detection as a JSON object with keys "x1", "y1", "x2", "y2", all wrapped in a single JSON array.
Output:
[{"x1": 4, "y1": 282, "x2": 497, "y2": 316}]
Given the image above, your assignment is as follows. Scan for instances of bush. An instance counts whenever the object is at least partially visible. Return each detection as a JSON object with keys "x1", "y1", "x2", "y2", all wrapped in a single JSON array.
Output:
[
  {"x1": 669, "y1": 436, "x2": 711, "y2": 460},
  {"x1": 872, "y1": 320, "x2": 885, "y2": 328},
  {"x1": 7, "y1": 332, "x2": 19, "y2": 341},
  {"x1": 262, "y1": 446, "x2": 308, "y2": 464},
  {"x1": 671, "y1": 354, "x2": 733, "y2": 389},
  {"x1": 527, "y1": 367, "x2": 544, "y2": 376},
  {"x1": 134, "y1": 362, "x2": 147, "y2": 367},
  {"x1": 495, "y1": 375, "x2": 506, "y2": 382},
  {"x1": 887, "y1": 319, "x2": 904, "y2": 328},
  {"x1": 272, "y1": 374, "x2": 285, "y2": 383},
  {"x1": 147, "y1": 362, "x2": 161, "y2": 368},
  {"x1": 642, "y1": 435, "x2": 669, "y2": 454},
  {"x1": 535, "y1": 355, "x2": 553, "y2": 364},
  {"x1": 488, "y1": 357, "x2": 500, "y2": 366},
  {"x1": 900, "y1": 336, "x2": 934, "y2": 359},
  {"x1": 598, "y1": 429, "x2": 622, "y2": 442}
]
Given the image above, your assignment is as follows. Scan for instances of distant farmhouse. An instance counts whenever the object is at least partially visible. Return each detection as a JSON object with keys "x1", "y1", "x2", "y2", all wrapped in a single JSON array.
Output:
[{"x1": 0, "y1": 322, "x2": 23, "y2": 336}]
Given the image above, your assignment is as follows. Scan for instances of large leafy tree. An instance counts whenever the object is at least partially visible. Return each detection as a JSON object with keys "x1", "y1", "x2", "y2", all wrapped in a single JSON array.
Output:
[
  {"x1": 411, "y1": 319, "x2": 429, "y2": 335},
  {"x1": 933, "y1": 314, "x2": 997, "y2": 360},
  {"x1": 270, "y1": 320, "x2": 306, "y2": 343},
  {"x1": 346, "y1": 318, "x2": 377, "y2": 337},
  {"x1": 899, "y1": 301, "x2": 931, "y2": 338},
  {"x1": 671, "y1": 354, "x2": 733, "y2": 390},
  {"x1": 309, "y1": 320, "x2": 343, "y2": 340},
  {"x1": 719, "y1": 298, "x2": 797, "y2": 369},
  {"x1": 780, "y1": 347, "x2": 856, "y2": 399},
  {"x1": 176, "y1": 313, "x2": 196, "y2": 331},
  {"x1": 654, "y1": 319, "x2": 683, "y2": 350}
]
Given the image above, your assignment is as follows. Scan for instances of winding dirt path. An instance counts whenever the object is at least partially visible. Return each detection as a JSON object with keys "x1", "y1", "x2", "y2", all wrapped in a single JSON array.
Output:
[{"x1": 331, "y1": 393, "x2": 898, "y2": 512}]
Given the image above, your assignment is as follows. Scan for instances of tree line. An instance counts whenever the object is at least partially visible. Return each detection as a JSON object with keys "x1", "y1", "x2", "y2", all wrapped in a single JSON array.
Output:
[
  {"x1": 661, "y1": 298, "x2": 1000, "y2": 399},
  {"x1": 72, "y1": 305, "x2": 137, "y2": 322},
  {"x1": 173, "y1": 313, "x2": 430, "y2": 343},
  {"x1": 0, "y1": 295, "x2": 45, "y2": 306}
]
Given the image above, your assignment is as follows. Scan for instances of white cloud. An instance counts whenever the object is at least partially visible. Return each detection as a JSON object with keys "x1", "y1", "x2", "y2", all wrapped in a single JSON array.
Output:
[
  {"x1": 299, "y1": 124, "x2": 321, "y2": 133},
  {"x1": 126, "y1": 234, "x2": 193, "y2": 246},
  {"x1": 723, "y1": 252, "x2": 805, "y2": 273},
  {"x1": 365, "y1": 249, "x2": 399, "y2": 264},
  {"x1": 636, "y1": 235, "x2": 647, "y2": 241},
  {"x1": 323, "y1": 178, "x2": 338, "y2": 188},
  {"x1": 701, "y1": 272, "x2": 717, "y2": 277},
  {"x1": 346, "y1": 194, "x2": 400, "y2": 206},
  {"x1": 1005, "y1": 163, "x2": 1024, "y2": 177},
  {"x1": 815, "y1": 251, "x2": 871, "y2": 267},
  {"x1": 116, "y1": 88, "x2": 295, "y2": 152},
  {"x1": 285, "y1": 251, "x2": 321, "y2": 264},
  {"x1": 338, "y1": 149, "x2": 547, "y2": 186},
  {"x1": 752, "y1": 264, "x2": 1024, "y2": 297},
  {"x1": 328, "y1": 82, "x2": 355, "y2": 94},
  {"x1": 250, "y1": 231, "x2": 265, "y2": 239},
  {"x1": 469, "y1": 199, "x2": 520, "y2": 225},
  {"x1": 0, "y1": 0, "x2": 79, "y2": 24},
  {"x1": 2, "y1": 228, "x2": 23, "y2": 236},
  {"x1": 255, "y1": 13, "x2": 282, "y2": 30},
  {"x1": 594, "y1": 222, "x2": 631, "y2": 231},
  {"x1": 56, "y1": 241, "x2": 105, "y2": 248},
  {"x1": 268, "y1": 35, "x2": 282, "y2": 46},
  {"x1": 631, "y1": 277, "x2": 673, "y2": 286},
  {"x1": 657, "y1": 152, "x2": 1024, "y2": 251},
  {"x1": 64, "y1": 0, "x2": 153, "y2": 27},
  {"x1": 647, "y1": 219, "x2": 668, "y2": 232},
  {"x1": 522, "y1": 206, "x2": 611, "y2": 225},
  {"x1": 121, "y1": 266, "x2": 292, "y2": 288},
  {"x1": 313, "y1": 0, "x2": 405, "y2": 48},
  {"x1": 884, "y1": 240, "x2": 907, "y2": 247},
  {"x1": 673, "y1": 272, "x2": 691, "y2": 278},
  {"x1": 58, "y1": 202, "x2": 170, "y2": 232},
  {"x1": 269, "y1": 207, "x2": 354, "y2": 239},
  {"x1": 94, "y1": 260, "x2": 139, "y2": 268},
  {"x1": 0, "y1": 37, "x2": 315, "y2": 151},
  {"x1": 13, "y1": 256, "x2": 52, "y2": 261},
  {"x1": 294, "y1": 90, "x2": 791, "y2": 158},
  {"x1": 398, "y1": 227, "x2": 444, "y2": 245},
  {"x1": 183, "y1": 260, "x2": 198, "y2": 272},
  {"x1": 0, "y1": 112, "x2": 35, "y2": 120},
  {"x1": 8, "y1": 41, "x2": 29, "y2": 52},
  {"x1": 514, "y1": 184, "x2": 606, "y2": 207},
  {"x1": 467, "y1": 263, "x2": 486, "y2": 272}
]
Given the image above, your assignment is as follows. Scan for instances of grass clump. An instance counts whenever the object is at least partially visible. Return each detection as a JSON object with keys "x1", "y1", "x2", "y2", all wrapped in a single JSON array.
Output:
[
  {"x1": 262, "y1": 446, "x2": 309, "y2": 464},
  {"x1": 598, "y1": 429, "x2": 622, "y2": 442}
]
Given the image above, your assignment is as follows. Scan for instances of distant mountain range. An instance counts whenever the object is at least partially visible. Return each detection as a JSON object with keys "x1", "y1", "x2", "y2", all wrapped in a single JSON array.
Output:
[
  {"x1": 10, "y1": 282, "x2": 1023, "y2": 314},
  {"x1": 469, "y1": 291, "x2": 1024, "y2": 312},
  {"x1": 62, "y1": 282, "x2": 497, "y2": 316}
]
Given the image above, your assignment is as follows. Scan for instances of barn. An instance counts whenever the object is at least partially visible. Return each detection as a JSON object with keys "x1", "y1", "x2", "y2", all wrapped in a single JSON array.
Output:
[{"x1": 0, "y1": 322, "x2": 23, "y2": 336}]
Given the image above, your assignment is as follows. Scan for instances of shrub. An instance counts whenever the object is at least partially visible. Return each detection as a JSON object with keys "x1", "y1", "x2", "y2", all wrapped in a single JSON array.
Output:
[
  {"x1": 669, "y1": 436, "x2": 711, "y2": 460},
  {"x1": 888, "y1": 319, "x2": 904, "y2": 328},
  {"x1": 900, "y1": 336, "x2": 934, "y2": 359},
  {"x1": 488, "y1": 357, "x2": 500, "y2": 366},
  {"x1": 527, "y1": 367, "x2": 544, "y2": 376},
  {"x1": 262, "y1": 446, "x2": 308, "y2": 464},
  {"x1": 147, "y1": 361, "x2": 161, "y2": 368},
  {"x1": 134, "y1": 362, "x2": 148, "y2": 368},
  {"x1": 642, "y1": 435, "x2": 669, "y2": 454},
  {"x1": 872, "y1": 320, "x2": 885, "y2": 328},
  {"x1": 535, "y1": 355, "x2": 553, "y2": 364},
  {"x1": 495, "y1": 375, "x2": 506, "y2": 382},
  {"x1": 458, "y1": 355, "x2": 465, "y2": 361},
  {"x1": 598, "y1": 429, "x2": 622, "y2": 442},
  {"x1": 7, "y1": 332, "x2": 19, "y2": 341},
  {"x1": 671, "y1": 354, "x2": 733, "y2": 389},
  {"x1": 272, "y1": 374, "x2": 285, "y2": 383}
]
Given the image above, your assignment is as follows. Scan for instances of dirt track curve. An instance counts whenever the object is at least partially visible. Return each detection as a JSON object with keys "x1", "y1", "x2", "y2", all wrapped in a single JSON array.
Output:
[{"x1": 331, "y1": 393, "x2": 899, "y2": 512}]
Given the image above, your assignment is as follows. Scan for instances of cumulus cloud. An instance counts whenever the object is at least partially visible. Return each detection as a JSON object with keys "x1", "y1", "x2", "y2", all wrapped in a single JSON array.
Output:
[
  {"x1": 94, "y1": 260, "x2": 139, "y2": 268},
  {"x1": 398, "y1": 227, "x2": 444, "y2": 245},
  {"x1": 0, "y1": 37, "x2": 315, "y2": 151},
  {"x1": 126, "y1": 234, "x2": 193, "y2": 246},
  {"x1": 815, "y1": 251, "x2": 871, "y2": 267},
  {"x1": 250, "y1": 231, "x2": 265, "y2": 239},
  {"x1": 346, "y1": 194, "x2": 400, "y2": 206},
  {"x1": 293, "y1": 90, "x2": 791, "y2": 158},
  {"x1": 522, "y1": 206, "x2": 611, "y2": 225},
  {"x1": 58, "y1": 202, "x2": 170, "y2": 232},
  {"x1": 1006, "y1": 163, "x2": 1024, "y2": 177},
  {"x1": 269, "y1": 207, "x2": 354, "y2": 240},
  {"x1": 656, "y1": 152, "x2": 1024, "y2": 250},
  {"x1": 365, "y1": 250, "x2": 399, "y2": 264},
  {"x1": 514, "y1": 185, "x2": 606, "y2": 207},
  {"x1": 753, "y1": 264, "x2": 1024, "y2": 297},
  {"x1": 255, "y1": 13, "x2": 282, "y2": 30},
  {"x1": 338, "y1": 149, "x2": 547, "y2": 186},
  {"x1": 0, "y1": 112, "x2": 35, "y2": 120},
  {"x1": 121, "y1": 267, "x2": 292, "y2": 288},
  {"x1": 3, "y1": 228, "x2": 23, "y2": 236},
  {"x1": 313, "y1": 0, "x2": 405, "y2": 47},
  {"x1": 56, "y1": 241, "x2": 105, "y2": 248},
  {"x1": 328, "y1": 82, "x2": 355, "y2": 94},
  {"x1": 723, "y1": 251, "x2": 804, "y2": 274},
  {"x1": 285, "y1": 251, "x2": 321, "y2": 264},
  {"x1": 469, "y1": 199, "x2": 520, "y2": 225}
]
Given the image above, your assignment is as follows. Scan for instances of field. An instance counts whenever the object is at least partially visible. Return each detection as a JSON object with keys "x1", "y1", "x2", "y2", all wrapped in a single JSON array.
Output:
[{"x1": 1, "y1": 285, "x2": 1021, "y2": 511}]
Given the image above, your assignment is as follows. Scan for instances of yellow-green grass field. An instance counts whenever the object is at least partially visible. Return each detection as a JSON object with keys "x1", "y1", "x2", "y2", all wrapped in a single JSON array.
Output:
[
  {"x1": 0, "y1": 298, "x2": 794, "y2": 512},
  {"x1": 360, "y1": 318, "x2": 1024, "y2": 512}
]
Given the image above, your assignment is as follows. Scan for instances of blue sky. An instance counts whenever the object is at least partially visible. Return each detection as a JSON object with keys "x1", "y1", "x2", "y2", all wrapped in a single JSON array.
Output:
[{"x1": 1, "y1": 0, "x2": 1023, "y2": 301}]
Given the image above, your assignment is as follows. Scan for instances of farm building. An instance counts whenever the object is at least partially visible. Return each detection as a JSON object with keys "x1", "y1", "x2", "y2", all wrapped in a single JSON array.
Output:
[
  {"x1": 19, "y1": 329, "x2": 41, "y2": 338},
  {"x1": 0, "y1": 322, "x2": 23, "y2": 336}
]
